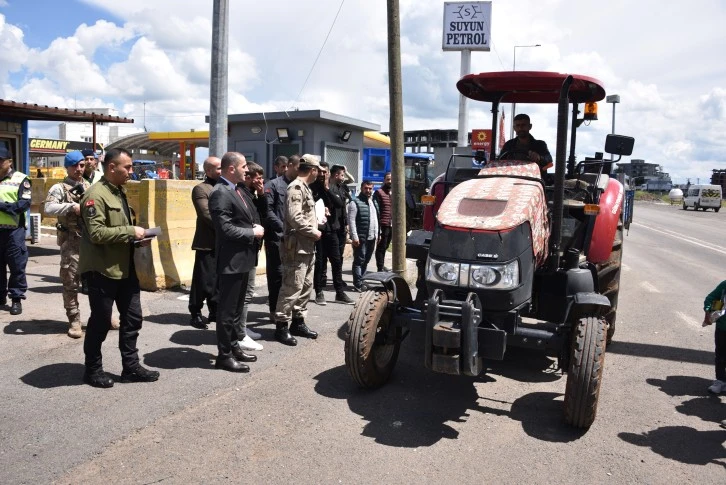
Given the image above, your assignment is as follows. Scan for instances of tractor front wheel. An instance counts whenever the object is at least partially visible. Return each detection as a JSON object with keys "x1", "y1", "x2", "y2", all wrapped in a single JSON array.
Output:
[
  {"x1": 344, "y1": 289, "x2": 401, "y2": 388},
  {"x1": 563, "y1": 316, "x2": 607, "y2": 429}
]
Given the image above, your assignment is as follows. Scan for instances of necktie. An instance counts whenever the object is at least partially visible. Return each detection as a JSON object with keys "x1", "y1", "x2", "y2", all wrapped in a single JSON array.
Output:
[{"x1": 235, "y1": 186, "x2": 249, "y2": 209}]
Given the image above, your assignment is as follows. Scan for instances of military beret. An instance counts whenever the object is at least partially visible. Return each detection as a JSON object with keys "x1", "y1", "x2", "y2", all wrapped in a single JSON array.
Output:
[
  {"x1": 81, "y1": 149, "x2": 98, "y2": 159},
  {"x1": 64, "y1": 151, "x2": 85, "y2": 167}
]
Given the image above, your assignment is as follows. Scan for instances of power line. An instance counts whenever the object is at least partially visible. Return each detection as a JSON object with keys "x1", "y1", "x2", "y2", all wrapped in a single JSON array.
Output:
[{"x1": 289, "y1": 0, "x2": 346, "y2": 108}]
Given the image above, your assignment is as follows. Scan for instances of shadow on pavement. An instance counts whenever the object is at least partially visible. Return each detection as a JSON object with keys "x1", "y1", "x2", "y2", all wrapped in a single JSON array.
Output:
[
  {"x1": 28, "y1": 285, "x2": 63, "y2": 294},
  {"x1": 646, "y1": 375, "x2": 714, "y2": 397},
  {"x1": 323, "y1": 319, "x2": 588, "y2": 446},
  {"x1": 20, "y1": 363, "x2": 85, "y2": 388},
  {"x1": 144, "y1": 312, "x2": 188, "y2": 326},
  {"x1": 607, "y1": 341, "x2": 713, "y2": 365},
  {"x1": 508, "y1": 391, "x2": 585, "y2": 442},
  {"x1": 25, "y1": 273, "x2": 61, "y2": 283},
  {"x1": 619, "y1": 426, "x2": 726, "y2": 466},
  {"x1": 28, "y1": 246, "x2": 60, "y2": 257},
  {"x1": 169, "y1": 329, "x2": 216, "y2": 347},
  {"x1": 143, "y1": 347, "x2": 214, "y2": 369},
  {"x1": 4, "y1": 319, "x2": 67, "y2": 335}
]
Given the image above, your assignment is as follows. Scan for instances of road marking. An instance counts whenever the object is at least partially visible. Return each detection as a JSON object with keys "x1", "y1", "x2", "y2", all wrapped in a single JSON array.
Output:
[
  {"x1": 640, "y1": 281, "x2": 660, "y2": 293},
  {"x1": 632, "y1": 222, "x2": 726, "y2": 255},
  {"x1": 676, "y1": 311, "x2": 701, "y2": 328},
  {"x1": 177, "y1": 295, "x2": 189, "y2": 301}
]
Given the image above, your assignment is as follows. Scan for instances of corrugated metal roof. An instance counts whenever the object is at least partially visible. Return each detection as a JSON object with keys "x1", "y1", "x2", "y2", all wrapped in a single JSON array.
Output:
[{"x1": 0, "y1": 99, "x2": 134, "y2": 123}]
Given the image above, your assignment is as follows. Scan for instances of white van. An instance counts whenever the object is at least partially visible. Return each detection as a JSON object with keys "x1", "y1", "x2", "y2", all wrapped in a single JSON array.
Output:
[{"x1": 683, "y1": 184, "x2": 722, "y2": 212}]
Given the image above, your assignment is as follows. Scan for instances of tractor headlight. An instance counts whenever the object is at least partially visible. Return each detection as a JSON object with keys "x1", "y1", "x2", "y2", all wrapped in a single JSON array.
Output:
[
  {"x1": 469, "y1": 260, "x2": 520, "y2": 290},
  {"x1": 427, "y1": 257, "x2": 460, "y2": 285}
]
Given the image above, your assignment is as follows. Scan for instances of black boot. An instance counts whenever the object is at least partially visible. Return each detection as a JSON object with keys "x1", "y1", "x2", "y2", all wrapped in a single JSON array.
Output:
[
  {"x1": 189, "y1": 313, "x2": 207, "y2": 329},
  {"x1": 290, "y1": 318, "x2": 318, "y2": 339},
  {"x1": 83, "y1": 369, "x2": 114, "y2": 388},
  {"x1": 274, "y1": 323, "x2": 298, "y2": 346},
  {"x1": 232, "y1": 346, "x2": 258, "y2": 362},
  {"x1": 215, "y1": 354, "x2": 249, "y2": 372},
  {"x1": 9, "y1": 299, "x2": 22, "y2": 316}
]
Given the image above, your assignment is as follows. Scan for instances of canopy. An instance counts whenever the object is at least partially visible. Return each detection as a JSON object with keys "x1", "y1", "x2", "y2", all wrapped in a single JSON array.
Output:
[{"x1": 457, "y1": 71, "x2": 606, "y2": 104}]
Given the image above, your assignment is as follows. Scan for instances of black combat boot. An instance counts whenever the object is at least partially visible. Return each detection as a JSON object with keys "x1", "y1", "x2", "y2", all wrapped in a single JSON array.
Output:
[
  {"x1": 274, "y1": 323, "x2": 298, "y2": 346},
  {"x1": 9, "y1": 299, "x2": 22, "y2": 316},
  {"x1": 189, "y1": 313, "x2": 207, "y2": 329},
  {"x1": 290, "y1": 317, "x2": 318, "y2": 339}
]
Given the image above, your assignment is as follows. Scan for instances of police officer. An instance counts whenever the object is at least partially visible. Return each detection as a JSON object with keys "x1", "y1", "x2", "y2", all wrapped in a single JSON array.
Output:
[
  {"x1": 0, "y1": 146, "x2": 30, "y2": 315},
  {"x1": 44, "y1": 151, "x2": 91, "y2": 338},
  {"x1": 263, "y1": 155, "x2": 299, "y2": 323},
  {"x1": 79, "y1": 147, "x2": 159, "y2": 388},
  {"x1": 273, "y1": 154, "x2": 321, "y2": 346}
]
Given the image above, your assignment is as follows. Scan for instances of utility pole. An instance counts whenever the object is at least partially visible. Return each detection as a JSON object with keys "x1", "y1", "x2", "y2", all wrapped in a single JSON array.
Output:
[
  {"x1": 209, "y1": 0, "x2": 229, "y2": 158},
  {"x1": 387, "y1": 0, "x2": 405, "y2": 274}
]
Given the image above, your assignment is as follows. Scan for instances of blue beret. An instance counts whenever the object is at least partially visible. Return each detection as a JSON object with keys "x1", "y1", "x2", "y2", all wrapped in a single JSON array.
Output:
[
  {"x1": 81, "y1": 149, "x2": 97, "y2": 159},
  {"x1": 0, "y1": 146, "x2": 11, "y2": 159},
  {"x1": 64, "y1": 151, "x2": 85, "y2": 167}
]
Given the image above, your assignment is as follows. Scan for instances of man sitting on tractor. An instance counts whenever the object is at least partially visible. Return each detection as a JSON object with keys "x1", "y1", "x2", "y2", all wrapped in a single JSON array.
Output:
[{"x1": 502, "y1": 113, "x2": 553, "y2": 171}]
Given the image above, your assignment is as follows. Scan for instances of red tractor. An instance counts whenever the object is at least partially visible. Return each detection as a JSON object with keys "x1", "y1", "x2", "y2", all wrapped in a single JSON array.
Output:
[{"x1": 344, "y1": 71, "x2": 634, "y2": 428}]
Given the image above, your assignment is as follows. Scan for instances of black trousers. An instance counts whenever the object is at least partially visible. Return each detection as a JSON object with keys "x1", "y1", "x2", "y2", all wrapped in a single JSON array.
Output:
[
  {"x1": 188, "y1": 250, "x2": 218, "y2": 317},
  {"x1": 83, "y1": 271, "x2": 143, "y2": 373},
  {"x1": 375, "y1": 225, "x2": 392, "y2": 271},
  {"x1": 217, "y1": 272, "x2": 249, "y2": 356},
  {"x1": 265, "y1": 240, "x2": 283, "y2": 314},
  {"x1": 716, "y1": 327, "x2": 726, "y2": 381},
  {"x1": 314, "y1": 231, "x2": 345, "y2": 292}
]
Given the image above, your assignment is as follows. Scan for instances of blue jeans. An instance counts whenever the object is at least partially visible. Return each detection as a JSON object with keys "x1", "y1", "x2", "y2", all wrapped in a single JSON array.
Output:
[{"x1": 352, "y1": 239, "x2": 376, "y2": 288}]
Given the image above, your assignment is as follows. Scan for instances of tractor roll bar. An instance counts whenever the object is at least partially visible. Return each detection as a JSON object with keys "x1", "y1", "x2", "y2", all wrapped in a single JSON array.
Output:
[{"x1": 548, "y1": 75, "x2": 574, "y2": 271}]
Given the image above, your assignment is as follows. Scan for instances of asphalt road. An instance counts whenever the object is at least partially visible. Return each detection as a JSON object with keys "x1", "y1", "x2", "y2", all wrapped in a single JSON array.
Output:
[{"x1": 1, "y1": 201, "x2": 724, "y2": 484}]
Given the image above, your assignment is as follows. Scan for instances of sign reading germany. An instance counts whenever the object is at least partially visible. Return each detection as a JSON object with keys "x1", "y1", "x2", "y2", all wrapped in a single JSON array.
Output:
[
  {"x1": 442, "y1": 2, "x2": 492, "y2": 51},
  {"x1": 29, "y1": 138, "x2": 99, "y2": 155}
]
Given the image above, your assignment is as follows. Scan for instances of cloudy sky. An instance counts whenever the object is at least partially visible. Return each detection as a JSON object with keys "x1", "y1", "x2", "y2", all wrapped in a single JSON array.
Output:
[{"x1": 1, "y1": 0, "x2": 725, "y2": 183}]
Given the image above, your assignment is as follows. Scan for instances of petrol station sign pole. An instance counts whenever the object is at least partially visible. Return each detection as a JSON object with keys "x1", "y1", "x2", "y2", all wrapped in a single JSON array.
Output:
[{"x1": 442, "y1": 2, "x2": 492, "y2": 148}]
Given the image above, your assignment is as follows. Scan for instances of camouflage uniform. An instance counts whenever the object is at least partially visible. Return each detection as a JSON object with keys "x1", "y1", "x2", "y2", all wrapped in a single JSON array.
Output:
[
  {"x1": 44, "y1": 177, "x2": 90, "y2": 334},
  {"x1": 274, "y1": 176, "x2": 319, "y2": 324}
]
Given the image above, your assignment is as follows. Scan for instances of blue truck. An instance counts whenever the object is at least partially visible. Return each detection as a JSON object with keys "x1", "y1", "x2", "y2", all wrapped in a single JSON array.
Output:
[{"x1": 361, "y1": 148, "x2": 434, "y2": 230}]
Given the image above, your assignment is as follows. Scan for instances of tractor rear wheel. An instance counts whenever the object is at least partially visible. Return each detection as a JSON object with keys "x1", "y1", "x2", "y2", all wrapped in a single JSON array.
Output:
[
  {"x1": 564, "y1": 316, "x2": 607, "y2": 428},
  {"x1": 344, "y1": 289, "x2": 401, "y2": 388},
  {"x1": 596, "y1": 221, "x2": 622, "y2": 344}
]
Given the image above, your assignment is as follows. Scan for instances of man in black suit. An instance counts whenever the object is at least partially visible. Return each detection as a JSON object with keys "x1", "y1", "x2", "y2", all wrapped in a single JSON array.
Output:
[
  {"x1": 208, "y1": 152, "x2": 264, "y2": 372},
  {"x1": 188, "y1": 156, "x2": 221, "y2": 329}
]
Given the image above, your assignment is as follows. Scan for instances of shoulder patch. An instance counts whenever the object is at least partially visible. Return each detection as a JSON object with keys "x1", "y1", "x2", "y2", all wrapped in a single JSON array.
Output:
[
  {"x1": 87, "y1": 206, "x2": 97, "y2": 217},
  {"x1": 85, "y1": 199, "x2": 95, "y2": 207},
  {"x1": 23, "y1": 180, "x2": 30, "y2": 189}
]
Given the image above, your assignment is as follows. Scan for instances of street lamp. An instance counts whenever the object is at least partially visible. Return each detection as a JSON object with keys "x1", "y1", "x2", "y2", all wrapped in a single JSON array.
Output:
[
  {"x1": 606, "y1": 94, "x2": 620, "y2": 161},
  {"x1": 510, "y1": 44, "x2": 541, "y2": 139}
]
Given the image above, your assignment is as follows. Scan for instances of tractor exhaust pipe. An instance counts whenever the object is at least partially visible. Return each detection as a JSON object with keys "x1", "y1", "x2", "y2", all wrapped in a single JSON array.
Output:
[{"x1": 549, "y1": 75, "x2": 573, "y2": 271}]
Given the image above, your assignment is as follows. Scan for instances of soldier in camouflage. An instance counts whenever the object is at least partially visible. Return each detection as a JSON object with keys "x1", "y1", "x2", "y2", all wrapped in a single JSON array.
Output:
[
  {"x1": 44, "y1": 151, "x2": 92, "y2": 338},
  {"x1": 273, "y1": 154, "x2": 322, "y2": 346}
]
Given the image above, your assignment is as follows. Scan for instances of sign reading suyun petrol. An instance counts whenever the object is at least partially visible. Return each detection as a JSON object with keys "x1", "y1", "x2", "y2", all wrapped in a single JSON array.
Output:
[{"x1": 442, "y1": 2, "x2": 492, "y2": 51}]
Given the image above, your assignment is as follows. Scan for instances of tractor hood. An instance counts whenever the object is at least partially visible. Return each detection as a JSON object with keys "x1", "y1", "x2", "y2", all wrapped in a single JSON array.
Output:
[{"x1": 436, "y1": 160, "x2": 550, "y2": 266}]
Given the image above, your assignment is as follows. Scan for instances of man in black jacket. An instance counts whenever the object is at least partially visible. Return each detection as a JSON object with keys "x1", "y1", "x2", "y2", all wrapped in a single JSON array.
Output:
[
  {"x1": 263, "y1": 155, "x2": 299, "y2": 322},
  {"x1": 208, "y1": 152, "x2": 263, "y2": 372},
  {"x1": 311, "y1": 162, "x2": 352, "y2": 305},
  {"x1": 188, "y1": 156, "x2": 221, "y2": 330},
  {"x1": 501, "y1": 113, "x2": 552, "y2": 170}
]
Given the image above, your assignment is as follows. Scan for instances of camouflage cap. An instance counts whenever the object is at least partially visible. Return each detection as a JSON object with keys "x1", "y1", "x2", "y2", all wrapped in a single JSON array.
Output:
[{"x1": 299, "y1": 154, "x2": 322, "y2": 169}]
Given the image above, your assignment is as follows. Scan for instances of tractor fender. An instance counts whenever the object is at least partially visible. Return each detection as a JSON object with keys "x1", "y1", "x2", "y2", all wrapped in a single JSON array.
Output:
[
  {"x1": 361, "y1": 271, "x2": 414, "y2": 307},
  {"x1": 588, "y1": 178, "x2": 623, "y2": 264},
  {"x1": 567, "y1": 292, "x2": 611, "y2": 321}
]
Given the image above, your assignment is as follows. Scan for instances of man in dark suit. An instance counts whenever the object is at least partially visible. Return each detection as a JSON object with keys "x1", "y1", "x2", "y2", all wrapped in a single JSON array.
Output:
[
  {"x1": 208, "y1": 152, "x2": 264, "y2": 372},
  {"x1": 188, "y1": 156, "x2": 221, "y2": 329}
]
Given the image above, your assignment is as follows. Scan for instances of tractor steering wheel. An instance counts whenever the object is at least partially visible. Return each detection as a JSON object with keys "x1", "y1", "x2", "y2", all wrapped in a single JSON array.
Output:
[{"x1": 497, "y1": 149, "x2": 531, "y2": 161}]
